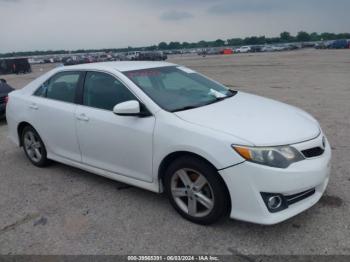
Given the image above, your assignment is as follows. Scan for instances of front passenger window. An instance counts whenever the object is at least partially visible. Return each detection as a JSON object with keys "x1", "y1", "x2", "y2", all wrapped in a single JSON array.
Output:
[{"x1": 83, "y1": 72, "x2": 136, "y2": 111}]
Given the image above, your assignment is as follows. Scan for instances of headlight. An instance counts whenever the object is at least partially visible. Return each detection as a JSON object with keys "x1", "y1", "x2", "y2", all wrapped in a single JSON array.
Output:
[{"x1": 232, "y1": 145, "x2": 304, "y2": 168}]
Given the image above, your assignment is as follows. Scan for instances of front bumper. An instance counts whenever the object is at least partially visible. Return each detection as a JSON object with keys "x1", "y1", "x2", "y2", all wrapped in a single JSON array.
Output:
[{"x1": 219, "y1": 136, "x2": 331, "y2": 225}]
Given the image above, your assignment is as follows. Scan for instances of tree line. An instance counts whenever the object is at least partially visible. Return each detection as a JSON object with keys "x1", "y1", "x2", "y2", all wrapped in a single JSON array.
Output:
[
  {"x1": 1, "y1": 31, "x2": 349, "y2": 58},
  {"x1": 158, "y1": 31, "x2": 350, "y2": 50}
]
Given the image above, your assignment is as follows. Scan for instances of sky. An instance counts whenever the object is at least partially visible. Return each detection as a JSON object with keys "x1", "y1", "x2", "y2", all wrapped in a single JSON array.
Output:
[{"x1": 0, "y1": 0, "x2": 349, "y2": 53}]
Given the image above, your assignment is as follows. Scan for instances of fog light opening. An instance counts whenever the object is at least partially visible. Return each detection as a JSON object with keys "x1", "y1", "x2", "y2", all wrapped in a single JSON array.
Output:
[
  {"x1": 261, "y1": 192, "x2": 288, "y2": 213},
  {"x1": 267, "y1": 195, "x2": 282, "y2": 210}
]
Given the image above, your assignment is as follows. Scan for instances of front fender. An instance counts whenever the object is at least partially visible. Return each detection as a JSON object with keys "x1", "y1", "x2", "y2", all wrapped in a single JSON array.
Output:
[{"x1": 152, "y1": 112, "x2": 247, "y2": 179}]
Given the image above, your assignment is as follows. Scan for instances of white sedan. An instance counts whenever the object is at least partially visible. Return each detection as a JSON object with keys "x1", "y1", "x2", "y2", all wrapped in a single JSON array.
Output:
[
  {"x1": 6, "y1": 62, "x2": 331, "y2": 225},
  {"x1": 236, "y1": 46, "x2": 251, "y2": 53}
]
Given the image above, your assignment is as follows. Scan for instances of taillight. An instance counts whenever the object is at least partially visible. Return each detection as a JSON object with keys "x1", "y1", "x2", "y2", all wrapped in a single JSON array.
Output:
[{"x1": 4, "y1": 96, "x2": 9, "y2": 105}]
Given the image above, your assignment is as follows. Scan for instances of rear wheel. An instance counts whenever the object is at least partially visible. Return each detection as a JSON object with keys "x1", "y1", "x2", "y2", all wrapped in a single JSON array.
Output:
[
  {"x1": 164, "y1": 156, "x2": 230, "y2": 225},
  {"x1": 21, "y1": 126, "x2": 49, "y2": 167}
]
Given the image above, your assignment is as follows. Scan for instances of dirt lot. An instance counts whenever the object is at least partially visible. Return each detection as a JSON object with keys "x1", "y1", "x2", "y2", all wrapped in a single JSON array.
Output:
[{"x1": 0, "y1": 49, "x2": 349, "y2": 255}]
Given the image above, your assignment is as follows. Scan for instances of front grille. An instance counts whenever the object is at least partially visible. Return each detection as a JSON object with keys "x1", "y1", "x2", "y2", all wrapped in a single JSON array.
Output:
[
  {"x1": 285, "y1": 188, "x2": 316, "y2": 205},
  {"x1": 301, "y1": 147, "x2": 324, "y2": 158}
]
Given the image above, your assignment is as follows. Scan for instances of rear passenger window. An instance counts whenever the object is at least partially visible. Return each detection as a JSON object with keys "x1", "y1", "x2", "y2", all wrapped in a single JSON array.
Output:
[
  {"x1": 34, "y1": 81, "x2": 48, "y2": 97},
  {"x1": 43, "y1": 72, "x2": 81, "y2": 103},
  {"x1": 83, "y1": 71, "x2": 136, "y2": 111}
]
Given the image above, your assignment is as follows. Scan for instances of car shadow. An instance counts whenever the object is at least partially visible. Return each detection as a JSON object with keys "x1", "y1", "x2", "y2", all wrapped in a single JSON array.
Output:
[
  {"x1": 49, "y1": 160, "x2": 313, "y2": 231},
  {"x1": 15, "y1": 151, "x2": 326, "y2": 235}
]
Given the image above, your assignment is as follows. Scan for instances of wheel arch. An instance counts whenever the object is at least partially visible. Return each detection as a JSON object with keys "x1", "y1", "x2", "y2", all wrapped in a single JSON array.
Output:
[
  {"x1": 157, "y1": 151, "x2": 227, "y2": 187},
  {"x1": 157, "y1": 150, "x2": 232, "y2": 214},
  {"x1": 17, "y1": 121, "x2": 34, "y2": 147}
]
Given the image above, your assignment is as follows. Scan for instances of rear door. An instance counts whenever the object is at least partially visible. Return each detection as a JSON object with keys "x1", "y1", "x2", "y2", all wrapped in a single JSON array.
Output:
[
  {"x1": 75, "y1": 71, "x2": 155, "y2": 182},
  {"x1": 30, "y1": 71, "x2": 83, "y2": 162}
]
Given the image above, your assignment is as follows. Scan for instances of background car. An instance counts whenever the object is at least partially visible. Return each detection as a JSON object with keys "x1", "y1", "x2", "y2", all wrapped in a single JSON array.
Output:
[
  {"x1": 329, "y1": 39, "x2": 349, "y2": 49},
  {"x1": 125, "y1": 51, "x2": 141, "y2": 60},
  {"x1": 0, "y1": 58, "x2": 32, "y2": 75},
  {"x1": 0, "y1": 79, "x2": 14, "y2": 118},
  {"x1": 236, "y1": 46, "x2": 251, "y2": 53},
  {"x1": 261, "y1": 45, "x2": 274, "y2": 52},
  {"x1": 250, "y1": 45, "x2": 263, "y2": 52},
  {"x1": 315, "y1": 42, "x2": 328, "y2": 49},
  {"x1": 272, "y1": 45, "x2": 287, "y2": 51},
  {"x1": 135, "y1": 51, "x2": 167, "y2": 61}
]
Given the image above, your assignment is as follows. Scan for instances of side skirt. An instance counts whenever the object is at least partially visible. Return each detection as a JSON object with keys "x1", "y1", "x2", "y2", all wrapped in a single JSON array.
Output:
[{"x1": 48, "y1": 154, "x2": 161, "y2": 193}]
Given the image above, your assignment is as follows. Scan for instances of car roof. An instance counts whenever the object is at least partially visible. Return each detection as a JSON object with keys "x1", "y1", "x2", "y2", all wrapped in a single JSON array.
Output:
[{"x1": 61, "y1": 61, "x2": 177, "y2": 72}]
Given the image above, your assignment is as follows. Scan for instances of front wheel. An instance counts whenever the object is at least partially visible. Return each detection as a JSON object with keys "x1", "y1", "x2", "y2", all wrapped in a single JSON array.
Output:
[
  {"x1": 21, "y1": 126, "x2": 50, "y2": 167},
  {"x1": 164, "y1": 156, "x2": 230, "y2": 225}
]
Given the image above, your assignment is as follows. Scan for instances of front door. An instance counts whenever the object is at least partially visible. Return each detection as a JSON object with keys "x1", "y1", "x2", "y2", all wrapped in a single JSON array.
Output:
[{"x1": 75, "y1": 71, "x2": 155, "y2": 182}]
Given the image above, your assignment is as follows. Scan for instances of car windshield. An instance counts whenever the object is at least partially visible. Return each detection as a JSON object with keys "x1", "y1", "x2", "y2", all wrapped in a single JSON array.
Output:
[{"x1": 123, "y1": 66, "x2": 236, "y2": 112}]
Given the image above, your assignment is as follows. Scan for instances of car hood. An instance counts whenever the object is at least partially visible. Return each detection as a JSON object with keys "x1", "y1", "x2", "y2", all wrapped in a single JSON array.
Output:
[{"x1": 174, "y1": 92, "x2": 320, "y2": 146}]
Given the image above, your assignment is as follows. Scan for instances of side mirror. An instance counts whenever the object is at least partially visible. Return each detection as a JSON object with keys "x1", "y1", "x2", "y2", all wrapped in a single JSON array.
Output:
[
  {"x1": 113, "y1": 100, "x2": 141, "y2": 116},
  {"x1": 0, "y1": 79, "x2": 7, "y2": 84}
]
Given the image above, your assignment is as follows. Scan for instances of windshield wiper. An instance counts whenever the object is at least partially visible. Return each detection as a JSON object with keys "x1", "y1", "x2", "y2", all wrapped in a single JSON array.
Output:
[
  {"x1": 171, "y1": 105, "x2": 200, "y2": 112},
  {"x1": 171, "y1": 90, "x2": 237, "y2": 112},
  {"x1": 171, "y1": 97, "x2": 227, "y2": 112},
  {"x1": 226, "y1": 89, "x2": 237, "y2": 97},
  {"x1": 203, "y1": 90, "x2": 236, "y2": 105}
]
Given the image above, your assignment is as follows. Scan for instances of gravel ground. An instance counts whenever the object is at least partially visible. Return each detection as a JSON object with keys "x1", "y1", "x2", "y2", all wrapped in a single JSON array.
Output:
[{"x1": 0, "y1": 49, "x2": 349, "y2": 255}]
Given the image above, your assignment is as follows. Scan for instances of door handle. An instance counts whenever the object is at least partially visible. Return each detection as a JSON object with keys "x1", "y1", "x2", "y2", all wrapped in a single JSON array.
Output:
[
  {"x1": 76, "y1": 114, "x2": 89, "y2": 122},
  {"x1": 29, "y1": 103, "x2": 39, "y2": 110}
]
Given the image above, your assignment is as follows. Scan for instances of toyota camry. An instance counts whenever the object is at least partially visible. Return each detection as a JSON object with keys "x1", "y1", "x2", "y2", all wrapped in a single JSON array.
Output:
[{"x1": 6, "y1": 62, "x2": 331, "y2": 225}]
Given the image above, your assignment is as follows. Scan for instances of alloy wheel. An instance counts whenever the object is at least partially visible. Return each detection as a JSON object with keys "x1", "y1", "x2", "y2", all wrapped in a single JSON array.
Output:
[
  {"x1": 23, "y1": 130, "x2": 43, "y2": 163},
  {"x1": 170, "y1": 168, "x2": 215, "y2": 218}
]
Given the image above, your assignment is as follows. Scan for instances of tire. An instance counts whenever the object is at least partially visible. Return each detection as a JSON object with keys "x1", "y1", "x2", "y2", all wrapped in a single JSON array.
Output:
[
  {"x1": 21, "y1": 126, "x2": 50, "y2": 167},
  {"x1": 164, "y1": 156, "x2": 230, "y2": 225}
]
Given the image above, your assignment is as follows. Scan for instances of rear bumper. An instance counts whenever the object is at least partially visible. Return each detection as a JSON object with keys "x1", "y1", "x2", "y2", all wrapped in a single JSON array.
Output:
[{"x1": 219, "y1": 137, "x2": 331, "y2": 225}]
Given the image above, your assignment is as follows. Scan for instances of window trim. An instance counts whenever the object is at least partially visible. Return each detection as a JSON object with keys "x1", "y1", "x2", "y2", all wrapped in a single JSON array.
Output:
[{"x1": 31, "y1": 68, "x2": 152, "y2": 116}]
